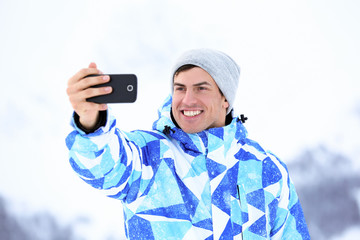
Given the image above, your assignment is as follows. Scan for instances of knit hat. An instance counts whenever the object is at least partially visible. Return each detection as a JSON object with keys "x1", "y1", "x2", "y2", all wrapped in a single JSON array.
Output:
[{"x1": 171, "y1": 48, "x2": 240, "y2": 114}]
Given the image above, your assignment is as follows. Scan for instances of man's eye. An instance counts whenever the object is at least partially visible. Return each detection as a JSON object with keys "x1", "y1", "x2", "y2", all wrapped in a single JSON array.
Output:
[{"x1": 175, "y1": 87, "x2": 185, "y2": 91}]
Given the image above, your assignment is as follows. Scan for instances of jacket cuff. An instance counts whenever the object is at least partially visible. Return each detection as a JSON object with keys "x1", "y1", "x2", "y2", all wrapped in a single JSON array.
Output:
[{"x1": 72, "y1": 111, "x2": 107, "y2": 134}]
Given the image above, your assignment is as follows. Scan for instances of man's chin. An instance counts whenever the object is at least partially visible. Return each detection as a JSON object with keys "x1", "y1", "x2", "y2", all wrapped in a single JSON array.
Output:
[
  {"x1": 179, "y1": 124, "x2": 204, "y2": 134},
  {"x1": 182, "y1": 129, "x2": 198, "y2": 134}
]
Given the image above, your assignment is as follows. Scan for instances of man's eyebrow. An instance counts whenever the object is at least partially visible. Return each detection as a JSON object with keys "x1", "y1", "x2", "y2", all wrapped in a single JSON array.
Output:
[
  {"x1": 173, "y1": 82, "x2": 185, "y2": 87},
  {"x1": 173, "y1": 81, "x2": 212, "y2": 87},
  {"x1": 193, "y1": 81, "x2": 211, "y2": 87}
]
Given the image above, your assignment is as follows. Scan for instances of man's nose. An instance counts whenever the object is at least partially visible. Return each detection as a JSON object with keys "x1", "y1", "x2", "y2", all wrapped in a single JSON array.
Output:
[{"x1": 182, "y1": 90, "x2": 197, "y2": 105}]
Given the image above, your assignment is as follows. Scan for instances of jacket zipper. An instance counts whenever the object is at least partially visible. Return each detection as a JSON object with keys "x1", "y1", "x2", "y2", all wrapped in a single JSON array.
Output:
[{"x1": 236, "y1": 185, "x2": 244, "y2": 240}]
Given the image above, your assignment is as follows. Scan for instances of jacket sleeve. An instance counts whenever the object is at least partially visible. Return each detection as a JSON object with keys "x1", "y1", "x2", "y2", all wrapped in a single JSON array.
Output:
[
  {"x1": 270, "y1": 155, "x2": 311, "y2": 240},
  {"x1": 65, "y1": 110, "x2": 145, "y2": 202}
]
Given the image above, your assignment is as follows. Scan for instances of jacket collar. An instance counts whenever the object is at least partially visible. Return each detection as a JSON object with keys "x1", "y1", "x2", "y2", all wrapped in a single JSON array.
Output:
[{"x1": 152, "y1": 95, "x2": 248, "y2": 154}]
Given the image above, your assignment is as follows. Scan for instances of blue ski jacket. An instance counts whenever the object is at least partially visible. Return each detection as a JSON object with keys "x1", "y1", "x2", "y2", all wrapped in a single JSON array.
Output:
[{"x1": 66, "y1": 95, "x2": 310, "y2": 240}]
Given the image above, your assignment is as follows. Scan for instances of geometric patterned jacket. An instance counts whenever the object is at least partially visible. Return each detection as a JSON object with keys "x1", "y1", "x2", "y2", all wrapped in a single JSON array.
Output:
[{"x1": 66, "y1": 95, "x2": 310, "y2": 240}]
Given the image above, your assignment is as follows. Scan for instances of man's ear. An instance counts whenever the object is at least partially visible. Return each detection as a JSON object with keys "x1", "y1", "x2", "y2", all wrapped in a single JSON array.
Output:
[{"x1": 223, "y1": 98, "x2": 230, "y2": 109}]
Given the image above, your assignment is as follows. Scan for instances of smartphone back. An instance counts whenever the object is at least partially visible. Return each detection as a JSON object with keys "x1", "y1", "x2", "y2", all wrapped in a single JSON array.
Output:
[{"x1": 87, "y1": 74, "x2": 137, "y2": 103}]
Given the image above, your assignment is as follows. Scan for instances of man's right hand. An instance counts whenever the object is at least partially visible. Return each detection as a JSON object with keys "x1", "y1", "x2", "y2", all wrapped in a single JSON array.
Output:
[{"x1": 66, "y1": 62, "x2": 112, "y2": 130}]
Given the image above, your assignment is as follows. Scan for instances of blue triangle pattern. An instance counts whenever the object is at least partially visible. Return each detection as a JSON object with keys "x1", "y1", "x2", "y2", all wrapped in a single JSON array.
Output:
[
  {"x1": 204, "y1": 235, "x2": 214, "y2": 240},
  {"x1": 65, "y1": 130, "x2": 77, "y2": 150},
  {"x1": 233, "y1": 222, "x2": 243, "y2": 236},
  {"x1": 226, "y1": 163, "x2": 239, "y2": 198},
  {"x1": 138, "y1": 204, "x2": 190, "y2": 221},
  {"x1": 137, "y1": 160, "x2": 183, "y2": 211},
  {"x1": 141, "y1": 130, "x2": 167, "y2": 140},
  {"x1": 290, "y1": 200, "x2": 309, "y2": 236},
  {"x1": 140, "y1": 162, "x2": 162, "y2": 197},
  {"x1": 219, "y1": 219, "x2": 233, "y2": 239},
  {"x1": 125, "y1": 177, "x2": 141, "y2": 204},
  {"x1": 246, "y1": 189, "x2": 265, "y2": 212},
  {"x1": 127, "y1": 215, "x2": 155, "y2": 240},
  {"x1": 82, "y1": 176, "x2": 104, "y2": 189},
  {"x1": 248, "y1": 215, "x2": 267, "y2": 237},
  {"x1": 234, "y1": 148, "x2": 261, "y2": 162},
  {"x1": 242, "y1": 211, "x2": 249, "y2": 225},
  {"x1": 242, "y1": 138, "x2": 266, "y2": 154},
  {"x1": 198, "y1": 131, "x2": 208, "y2": 148},
  {"x1": 211, "y1": 172, "x2": 231, "y2": 215},
  {"x1": 113, "y1": 160, "x2": 133, "y2": 187},
  {"x1": 69, "y1": 157, "x2": 95, "y2": 179},
  {"x1": 209, "y1": 127, "x2": 224, "y2": 140},
  {"x1": 175, "y1": 131, "x2": 203, "y2": 156},
  {"x1": 142, "y1": 140, "x2": 162, "y2": 166},
  {"x1": 262, "y1": 157, "x2": 282, "y2": 188},
  {"x1": 268, "y1": 198, "x2": 279, "y2": 230},
  {"x1": 94, "y1": 148, "x2": 104, "y2": 157},
  {"x1": 193, "y1": 218, "x2": 213, "y2": 231},
  {"x1": 175, "y1": 174, "x2": 200, "y2": 218},
  {"x1": 206, "y1": 158, "x2": 226, "y2": 180}
]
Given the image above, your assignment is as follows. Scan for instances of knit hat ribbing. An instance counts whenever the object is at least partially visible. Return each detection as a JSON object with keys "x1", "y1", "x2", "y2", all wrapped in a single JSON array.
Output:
[{"x1": 171, "y1": 48, "x2": 240, "y2": 114}]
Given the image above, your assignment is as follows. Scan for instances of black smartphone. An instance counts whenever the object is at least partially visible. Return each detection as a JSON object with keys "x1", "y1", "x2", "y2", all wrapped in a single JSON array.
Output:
[{"x1": 86, "y1": 74, "x2": 137, "y2": 103}]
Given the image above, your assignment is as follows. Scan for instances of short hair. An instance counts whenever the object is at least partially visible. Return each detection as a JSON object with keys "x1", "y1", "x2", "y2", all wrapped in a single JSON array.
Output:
[{"x1": 174, "y1": 64, "x2": 197, "y2": 77}]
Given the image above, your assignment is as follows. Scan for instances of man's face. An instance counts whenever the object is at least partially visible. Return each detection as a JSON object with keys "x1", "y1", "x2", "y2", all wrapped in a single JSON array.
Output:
[{"x1": 171, "y1": 67, "x2": 229, "y2": 133}]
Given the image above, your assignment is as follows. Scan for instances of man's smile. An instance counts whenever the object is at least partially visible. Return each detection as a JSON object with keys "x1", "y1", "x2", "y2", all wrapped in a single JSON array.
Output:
[{"x1": 182, "y1": 110, "x2": 202, "y2": 117}]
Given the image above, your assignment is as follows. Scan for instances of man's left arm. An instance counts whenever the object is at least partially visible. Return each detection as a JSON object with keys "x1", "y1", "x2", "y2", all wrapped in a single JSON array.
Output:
[{"x1": 270, "y1": 157, "x2": 310, "y2": 240}]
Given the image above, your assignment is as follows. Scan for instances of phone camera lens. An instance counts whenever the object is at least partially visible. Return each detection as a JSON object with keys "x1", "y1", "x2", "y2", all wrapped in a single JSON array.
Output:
[{"x1": 127, "y1": 85, "x2": 134, "y2": 92}]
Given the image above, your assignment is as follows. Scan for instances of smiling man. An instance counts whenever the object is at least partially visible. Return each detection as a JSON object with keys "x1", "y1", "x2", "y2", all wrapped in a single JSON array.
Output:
[
  {"x1": 66, "y1": 49, "x2": 310, "y2": 239},
  {"x1": 172, "y1": 66, "x2": 229, "y2": 133}
]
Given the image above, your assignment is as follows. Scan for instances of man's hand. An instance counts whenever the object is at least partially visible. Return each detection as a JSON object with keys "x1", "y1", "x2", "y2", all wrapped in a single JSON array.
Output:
[{"x1": 67, "y1": 62, "x2": 112, "y2": 130}]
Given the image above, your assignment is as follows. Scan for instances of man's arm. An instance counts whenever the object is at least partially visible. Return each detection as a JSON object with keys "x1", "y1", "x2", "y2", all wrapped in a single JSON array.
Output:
[
  {"x1": 65, "y1": 63, "x2": 144, "y2": 201},
  {"x1": 270, "y1": 161, "x2": 310, "y2": 240}
]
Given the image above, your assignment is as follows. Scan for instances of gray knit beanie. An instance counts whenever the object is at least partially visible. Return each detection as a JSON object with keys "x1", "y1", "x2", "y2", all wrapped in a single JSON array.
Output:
[{"x1": 171, "y1": 48, "x2": 240, "y2": 114}]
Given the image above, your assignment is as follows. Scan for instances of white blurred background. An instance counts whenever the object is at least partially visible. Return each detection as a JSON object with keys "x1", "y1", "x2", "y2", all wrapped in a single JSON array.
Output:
[{"x1": 0, "y1": 0, "x2": 359, "y2": 239}]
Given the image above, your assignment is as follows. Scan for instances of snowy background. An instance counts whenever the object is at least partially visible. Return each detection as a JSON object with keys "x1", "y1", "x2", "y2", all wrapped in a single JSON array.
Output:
[{"x1": 0, "y1": 0, "x2": 359, "y2": 239}]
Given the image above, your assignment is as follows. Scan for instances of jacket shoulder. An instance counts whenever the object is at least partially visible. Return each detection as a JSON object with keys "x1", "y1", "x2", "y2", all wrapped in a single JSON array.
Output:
[{"x1": 237, "y1": 138, "x2": 289, "y2": 194}]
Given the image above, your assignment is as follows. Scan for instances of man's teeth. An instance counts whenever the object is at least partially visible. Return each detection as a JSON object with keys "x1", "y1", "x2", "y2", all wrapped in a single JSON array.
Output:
[{"x1": 183, "y1": 110, "x2": 201, "y2": 117}]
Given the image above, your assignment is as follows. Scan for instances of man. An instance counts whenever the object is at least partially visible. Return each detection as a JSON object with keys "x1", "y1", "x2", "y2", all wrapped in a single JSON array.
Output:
[{"x1": 66, "y1": 49, "x2": 310, "y2": 239}]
